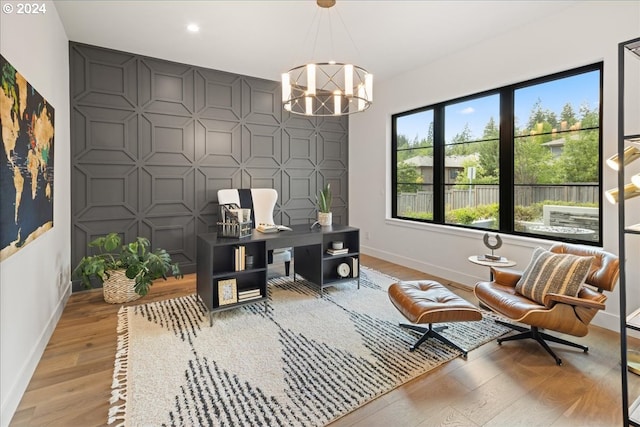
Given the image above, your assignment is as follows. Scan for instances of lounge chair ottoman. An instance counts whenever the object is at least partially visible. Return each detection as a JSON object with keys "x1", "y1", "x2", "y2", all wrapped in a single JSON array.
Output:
[{"x1": 389, "y1": 280, "x2": 482, "y2": 358}]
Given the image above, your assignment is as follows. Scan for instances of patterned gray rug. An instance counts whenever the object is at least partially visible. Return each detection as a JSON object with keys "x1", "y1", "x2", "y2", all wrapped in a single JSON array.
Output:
[{"x1": 108, "y1": 267, "x2": 509, "y2": 426}]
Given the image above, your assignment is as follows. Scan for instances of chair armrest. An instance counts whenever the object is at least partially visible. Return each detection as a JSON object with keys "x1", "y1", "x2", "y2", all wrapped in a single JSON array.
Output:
[
  {"x1": 542, "y1": 293, "x2": 606, "y2": 310},
  {"x1": 492, "y1": 268, "x2": 523, "y2": 287}
]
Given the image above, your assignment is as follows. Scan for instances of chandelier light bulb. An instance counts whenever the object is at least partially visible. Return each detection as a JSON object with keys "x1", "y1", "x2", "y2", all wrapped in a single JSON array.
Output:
[
  {"x1": 306, "y1": 64, "x2": 316, "y2": 96},
  {"x1": 305, "y1": 96, "x2": 313, "y2": 115},
  {"x1": 344, "y1": 64, "x2": 354, "y2": 97},
  {"x1": 333, "y1": 90, "x2": 341, "y2": 115},
  {"x1": 281, "y1": 73, "x2": 291, "y2": 103}
]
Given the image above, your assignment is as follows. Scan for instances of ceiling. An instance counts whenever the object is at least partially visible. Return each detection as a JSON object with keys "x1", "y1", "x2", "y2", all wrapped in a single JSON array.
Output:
[{"x1": 54, "y1": 0, "x2": 580, "y2": 83}]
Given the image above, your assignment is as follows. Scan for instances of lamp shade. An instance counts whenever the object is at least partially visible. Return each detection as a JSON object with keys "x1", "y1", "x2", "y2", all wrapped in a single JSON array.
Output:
[{"x1": 282, "y1": 62, "x2": 372, "y2": 116}]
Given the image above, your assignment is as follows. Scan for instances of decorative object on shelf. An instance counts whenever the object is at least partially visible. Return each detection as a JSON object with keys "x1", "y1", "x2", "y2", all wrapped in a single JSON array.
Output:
[
  {"x1": 217, "y1": 278, "x2": 237, "y2": 306},
  {"x1": 327, "y1": 247, "x2": 349, "y2": 255},
  {"x1": 337, "y1": 262, "x2": 351, "y2": 278},
  {"x1": 482, "y1": 233, "x2": 503, "y2": 260},
  {"x1": 606, "y1": 142, "x2": 640, "y2": 170},
  {"x1": 317, "y1": 183, "x2": 333, "y2": 226},
  {"x1": 331, "y1": 241, "x2": 343, "y2": 250},
  {"x1": 629, "y1": 350, "x2": 640, "y2": 376},
  {"x1": 281, "y1": 0, "x2": 372, "y2": 116},
  {"x1": 245, "y1": 254, "x2": 254, "y2": 269},
  {"x1": 217, "y1": 203, "x2": 252, "y2": 238},
  {"x1": 72, "y1": 232, "x2": 183, "y2": 303},
  {"x1": 605, "y1": 182, "x2": 640, "y2": 203}
]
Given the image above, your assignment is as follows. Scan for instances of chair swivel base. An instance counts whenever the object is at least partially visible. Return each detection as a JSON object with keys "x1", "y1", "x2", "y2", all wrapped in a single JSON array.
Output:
[
  {"x1": 400, "y1": 323, "x2": 469, "y2": 358},
  {"x1": 496, "y1": 320, "x2": 588, "y2": 366}
]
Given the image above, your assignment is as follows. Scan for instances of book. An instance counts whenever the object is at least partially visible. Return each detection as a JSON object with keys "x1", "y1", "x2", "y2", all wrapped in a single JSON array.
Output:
[
  {"x1": 238, "y1": 289, "x2": 261, "y2": 298},
  {"x1": 348, "y1": 256, "x2": 359, "y2": 277},
  {"x1": 326, "y1": 248, "x2": 349, "y2": 255},
  {"x1": 238, "y1": 294, "x2": 263, "y2": 302}
]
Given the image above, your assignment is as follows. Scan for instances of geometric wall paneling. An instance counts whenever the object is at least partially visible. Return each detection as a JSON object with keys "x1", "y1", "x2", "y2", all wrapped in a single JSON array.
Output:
[
  {"x1": 317, "y1": 129, "x2": 348, "y2": 169},
  {"x1": 198, "y1": 69, "x2": 242, "y2": 121},
  {"x1": 139, "y1": 165, "x2": 195, "y2": 215},
  {"x1": 284, "y1": 127, "x2": 317, "y2": 167},
  {"x1": 242, "y1": 78, "x2": 282, "y2": 126},
  {"x1": 243, "y1": 123, "x2": 281, "y2": 166},
  {"x1": 199, "y1": 118, "x2": 242, "y2": 166},
  {"x1": 142, "y1": 114, "x2": 195, "y2": 163},
  {"x1": 70, "y1": 42, "x2": 349, "y2": 279},
  {"x1": 140, "y1": 57, "x2": 195, "y2": 116}
]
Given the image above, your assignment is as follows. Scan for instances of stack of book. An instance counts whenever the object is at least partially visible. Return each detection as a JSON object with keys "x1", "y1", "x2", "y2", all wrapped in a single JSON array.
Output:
[
  {"x1": 326, "y1": 247, "x2": 349, "y2": 255},
  {"x1": 234, "y1": 245, "x2": 246, "y2": 271},
  {"x1": 238, "y1": 288, "x2": 262, "y2": 302}
]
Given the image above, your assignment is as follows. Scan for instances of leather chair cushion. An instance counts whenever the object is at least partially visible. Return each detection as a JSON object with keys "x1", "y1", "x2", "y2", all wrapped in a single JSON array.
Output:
[
  {"x1": 389, "y1": 280, "x2": 482, "y2": 325},
  {"x1": 515, "y1": 247, "x2": 593, "y2": 306},
  {"x1": 475, "y1": 280, "x2": 546, "y2": 320}
]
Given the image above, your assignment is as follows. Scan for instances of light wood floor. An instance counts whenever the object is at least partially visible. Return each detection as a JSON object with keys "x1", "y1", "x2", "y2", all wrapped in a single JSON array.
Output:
[{"x1": 9, "y1": 254, "x2": 639, "y2": 426}]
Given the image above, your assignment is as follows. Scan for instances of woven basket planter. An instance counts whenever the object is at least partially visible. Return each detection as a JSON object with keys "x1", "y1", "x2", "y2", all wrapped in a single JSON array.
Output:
[{"x1": 103, "y1": 269, "x2": 141, "y2": 304}]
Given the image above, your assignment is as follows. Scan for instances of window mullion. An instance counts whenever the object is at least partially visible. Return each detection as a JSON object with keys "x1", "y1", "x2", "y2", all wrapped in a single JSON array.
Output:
[
  {"x1": 433, "y1": 105, "x2": 445, "y2": 223},
  {"x1": 499, "y1": 88, "x2": 514, "y2": 232}
]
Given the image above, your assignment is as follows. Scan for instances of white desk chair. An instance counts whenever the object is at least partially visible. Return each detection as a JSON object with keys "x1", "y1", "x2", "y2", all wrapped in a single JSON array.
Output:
[{"x1": 217, "y1": 188, "x2": 292, "y2": 276}]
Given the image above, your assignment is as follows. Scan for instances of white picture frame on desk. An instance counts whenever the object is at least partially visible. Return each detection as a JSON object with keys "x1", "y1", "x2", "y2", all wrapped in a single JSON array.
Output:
[{"x1": 218, "y1": 278, "x2": 237, "y2": 305}]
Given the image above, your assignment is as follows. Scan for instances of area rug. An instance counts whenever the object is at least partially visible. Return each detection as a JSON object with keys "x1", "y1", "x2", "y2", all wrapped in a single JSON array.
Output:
[{"x1": 108, "y1": 267, "x2": 510, "y2": 426}]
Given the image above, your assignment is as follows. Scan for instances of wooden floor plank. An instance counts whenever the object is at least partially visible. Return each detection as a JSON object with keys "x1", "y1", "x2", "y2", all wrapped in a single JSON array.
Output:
[{"x1": 8, "y1": 254, "x2": 636, "y2": 426}]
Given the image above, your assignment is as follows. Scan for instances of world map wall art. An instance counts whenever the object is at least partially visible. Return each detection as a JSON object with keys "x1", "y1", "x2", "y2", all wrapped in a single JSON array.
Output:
[{"x1": 1, "y1": 55, "x2": 54, "y2": 261}]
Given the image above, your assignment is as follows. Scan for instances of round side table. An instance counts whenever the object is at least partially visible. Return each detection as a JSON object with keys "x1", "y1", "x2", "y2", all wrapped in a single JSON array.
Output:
[{"x1": 468, "y1": 255, "x2": 516, "y2": 280}]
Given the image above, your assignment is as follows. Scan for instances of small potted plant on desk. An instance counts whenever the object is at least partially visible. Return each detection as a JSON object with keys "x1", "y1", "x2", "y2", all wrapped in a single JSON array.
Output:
[
  {"x1": 72, "y1": 232, "x2": 183, "y2": 303},
  {"x1": 317, "y1": 183, "x2": 332, "y2": 226}
]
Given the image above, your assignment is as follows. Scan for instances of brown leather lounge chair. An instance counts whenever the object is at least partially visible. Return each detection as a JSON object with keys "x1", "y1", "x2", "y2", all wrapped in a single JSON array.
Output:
[{"x1": 474, "y1": 243, "x2": 619, "y2": 365}]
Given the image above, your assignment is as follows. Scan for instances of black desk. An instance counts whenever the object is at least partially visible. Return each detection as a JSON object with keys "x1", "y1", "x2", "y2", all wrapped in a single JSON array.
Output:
[{"x1": 197, "y1": 224, "x2": 359, "y2": 324}]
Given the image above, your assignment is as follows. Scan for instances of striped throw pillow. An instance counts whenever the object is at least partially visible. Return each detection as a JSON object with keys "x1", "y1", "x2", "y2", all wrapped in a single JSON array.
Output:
[{"x1": 515, "y1": 247, "x2": 593, "y2": 306}]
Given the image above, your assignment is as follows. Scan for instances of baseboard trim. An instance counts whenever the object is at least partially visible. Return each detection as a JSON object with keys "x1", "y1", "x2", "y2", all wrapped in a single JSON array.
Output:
[
  {"x1": 1, "y1": 281, "x2": 71, "y2": 427},
  {"x1": 360, "y1": 244, "x2": 477, "y2": 290}
]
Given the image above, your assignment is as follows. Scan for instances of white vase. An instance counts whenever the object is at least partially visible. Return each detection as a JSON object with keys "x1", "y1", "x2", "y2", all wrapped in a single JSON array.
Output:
[{"x1": 318, "y1": 211, "x2": 332, "y2": 226}]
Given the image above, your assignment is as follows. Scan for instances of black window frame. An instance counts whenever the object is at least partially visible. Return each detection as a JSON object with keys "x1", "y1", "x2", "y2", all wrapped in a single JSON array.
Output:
[{"x1": 391, "y1": 63, "x2": 603, "y2": 246}]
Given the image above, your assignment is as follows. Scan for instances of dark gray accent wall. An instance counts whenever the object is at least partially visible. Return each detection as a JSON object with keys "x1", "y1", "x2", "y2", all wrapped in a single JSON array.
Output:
[{"x1": 70, "y1": 42, "x2": 349, "y2": 278}]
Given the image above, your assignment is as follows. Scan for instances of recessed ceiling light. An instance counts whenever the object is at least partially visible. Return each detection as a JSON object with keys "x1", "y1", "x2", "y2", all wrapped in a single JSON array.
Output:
[{"x1": 187, "y1": 23, "x2": 200, "y2": 33}]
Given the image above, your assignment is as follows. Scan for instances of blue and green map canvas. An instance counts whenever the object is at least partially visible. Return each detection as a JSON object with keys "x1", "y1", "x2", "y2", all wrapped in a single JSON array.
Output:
[{"x1": 1, "y1": 55, "x2": 54, "y2": 261}]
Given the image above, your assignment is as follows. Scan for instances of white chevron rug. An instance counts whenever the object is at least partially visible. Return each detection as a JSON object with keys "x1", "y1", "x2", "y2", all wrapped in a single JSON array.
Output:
[{"x1": 108, "y1": 267, "x2": 509, "y2": 426}]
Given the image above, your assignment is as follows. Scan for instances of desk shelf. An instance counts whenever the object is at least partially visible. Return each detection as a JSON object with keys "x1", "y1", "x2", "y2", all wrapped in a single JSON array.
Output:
[
  {"x1": 197, "y1": 224, "x2": 361, "y2": 324},
  {"x1": 197, "y1": 236, "x2": 268, "y2": 325},
  {"x1": 294, "y1": 225, "x2": 360, "y2": 294}
]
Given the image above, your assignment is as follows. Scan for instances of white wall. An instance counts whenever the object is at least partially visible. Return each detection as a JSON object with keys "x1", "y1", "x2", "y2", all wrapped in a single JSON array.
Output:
[
  {"x1": 350, "y1": 1, "x2": 640, "y2": 332},
  {"x1": 0, "y1": 2, "x2": 70, "y2": 426}
]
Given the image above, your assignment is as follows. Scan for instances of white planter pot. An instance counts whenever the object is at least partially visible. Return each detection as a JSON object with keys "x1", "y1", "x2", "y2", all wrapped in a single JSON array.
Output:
[{"x1": 318, "y1": 211, "x2": 332, "y2": 226}]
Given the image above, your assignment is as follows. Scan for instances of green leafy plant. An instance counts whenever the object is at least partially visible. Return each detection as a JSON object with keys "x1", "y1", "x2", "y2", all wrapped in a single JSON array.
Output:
[
  {"x1": 72, "y1": 233, "x2": 183, "y2": 297},
  {"x1": 317, "y1": 183, "x2": 332, "y2": 213}
]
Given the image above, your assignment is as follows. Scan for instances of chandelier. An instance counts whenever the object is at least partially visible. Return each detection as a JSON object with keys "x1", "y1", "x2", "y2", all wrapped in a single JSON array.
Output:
[{"x1": 281, "y1": 0, "x2": 373, "y2": 116}]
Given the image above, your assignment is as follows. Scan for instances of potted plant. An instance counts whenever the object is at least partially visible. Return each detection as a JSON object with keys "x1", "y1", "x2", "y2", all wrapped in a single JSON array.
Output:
[
  {"x1": 72, "y1": 232, "x2": 183, "y2": 303},
  {"x1": 317, "y1": 183, "x2": 332, "y2": 226}
]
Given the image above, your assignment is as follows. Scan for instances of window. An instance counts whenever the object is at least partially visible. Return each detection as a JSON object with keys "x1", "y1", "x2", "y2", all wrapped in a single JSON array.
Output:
[{"x1": 392, "y1": 64, "x2": 602, "y2": 245}]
